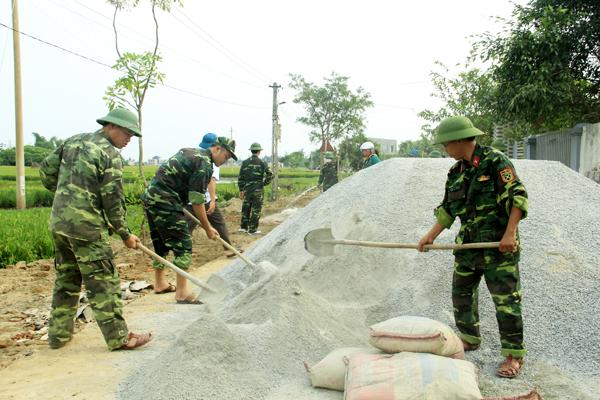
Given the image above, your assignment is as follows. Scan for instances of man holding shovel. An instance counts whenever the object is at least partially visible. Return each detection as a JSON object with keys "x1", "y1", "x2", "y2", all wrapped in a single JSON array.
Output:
[
  {"x1": 418, "y1": 116, "x2": 529, "y2": 378},
  {"x1": 142, "y1": 136, "x2": 237, "y2": 304},
  {"x1": 40, "y1": 108, "x2": 152, "y2": 351}
]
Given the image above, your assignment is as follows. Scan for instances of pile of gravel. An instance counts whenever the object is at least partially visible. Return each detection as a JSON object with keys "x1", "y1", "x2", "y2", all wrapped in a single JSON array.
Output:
[{"x1": 119, "y1": 158, "x2": 600, "y2": 400}]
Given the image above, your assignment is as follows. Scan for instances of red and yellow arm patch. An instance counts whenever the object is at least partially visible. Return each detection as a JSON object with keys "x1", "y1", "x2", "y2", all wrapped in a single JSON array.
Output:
[{"x1": 499, "y1": 167, "x2": 516, "y2": 184}]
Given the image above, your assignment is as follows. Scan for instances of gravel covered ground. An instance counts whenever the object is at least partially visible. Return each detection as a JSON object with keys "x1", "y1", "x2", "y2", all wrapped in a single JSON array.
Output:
[{"x1": 119, "y1": 158, "x2": 600, "y2": 400}]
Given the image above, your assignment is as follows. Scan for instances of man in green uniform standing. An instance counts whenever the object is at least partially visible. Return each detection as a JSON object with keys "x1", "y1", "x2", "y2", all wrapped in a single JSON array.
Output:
[
  {"x1": 40, "y1": 108, "x2": 152, "y2": 351},
  {"x1": 318, "y1": 151, "x2": 338, "y2": 192},
  {"x1": 237, "y1": 142, "x2": 272, "y2": 235},
  {"x1": 418, "y1": 116, "x2": 528, "y2": 378},
  {"x1": 142, "y1": 136, "x2": 237, "y2": 303}
]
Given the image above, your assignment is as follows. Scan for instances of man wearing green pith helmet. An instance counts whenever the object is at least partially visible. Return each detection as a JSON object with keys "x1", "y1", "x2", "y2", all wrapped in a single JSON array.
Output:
[
  {"x1": 238, "y1": 142, "x2": 272, "y2": 235},
  {"x1": 417, "y1": 116, "x2": 528, "y2": 379},
  {"x1": 40, "y1": 108, "x2": 152, "y2": 351}
]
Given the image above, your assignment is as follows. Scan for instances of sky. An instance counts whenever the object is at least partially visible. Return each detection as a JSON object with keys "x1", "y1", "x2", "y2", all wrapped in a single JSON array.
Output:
[{"x1": 0, "y1": 0, "x2": 525, "y2": 162}]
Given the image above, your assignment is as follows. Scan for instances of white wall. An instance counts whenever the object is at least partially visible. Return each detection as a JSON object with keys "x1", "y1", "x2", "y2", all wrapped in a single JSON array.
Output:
[{"x1": 580, "y1": 123, "x2": 600, "y2": 175}]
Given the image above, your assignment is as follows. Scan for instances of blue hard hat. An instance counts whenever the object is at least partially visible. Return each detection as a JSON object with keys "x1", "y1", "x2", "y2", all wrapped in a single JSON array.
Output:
[{"x1": 199, "y1": 132, "x2": 218, "y2": 149}]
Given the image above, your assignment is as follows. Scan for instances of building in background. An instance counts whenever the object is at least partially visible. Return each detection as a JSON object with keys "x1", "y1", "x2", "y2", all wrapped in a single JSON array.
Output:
[{"x1": 368, "y1": 137, "x2": 397, "y2": 155}]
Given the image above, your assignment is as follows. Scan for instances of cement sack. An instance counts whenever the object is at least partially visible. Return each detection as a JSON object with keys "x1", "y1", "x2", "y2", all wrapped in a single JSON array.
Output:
[
  {"x1": 343, "y1": 352, "x2": 481, "y2": 400},
  {"x1": 304, "y1": 347, "x2": 383, "y2": 391},
  {"x1": 369, "y1": 316, "x2": 464, "y2": 359}
]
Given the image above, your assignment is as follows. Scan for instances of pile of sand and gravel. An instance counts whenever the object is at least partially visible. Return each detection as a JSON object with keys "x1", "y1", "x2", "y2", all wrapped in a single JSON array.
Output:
[{"x1": 119, "y1": 158, "x2": 600, "y2": 400}]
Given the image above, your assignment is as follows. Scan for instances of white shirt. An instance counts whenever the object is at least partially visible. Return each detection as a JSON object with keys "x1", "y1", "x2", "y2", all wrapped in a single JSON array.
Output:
[{"x1": 205, "y1": 164, "x2": 220, "y2": 204}]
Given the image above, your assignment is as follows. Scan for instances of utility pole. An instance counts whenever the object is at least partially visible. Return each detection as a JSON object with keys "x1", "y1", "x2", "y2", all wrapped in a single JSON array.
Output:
[
  {"x1": 12, "y1": 0, "x2": 25, "y2": 209},
  {"x1": 269, "y1": 82, "x2": 281, "y2": 201}
]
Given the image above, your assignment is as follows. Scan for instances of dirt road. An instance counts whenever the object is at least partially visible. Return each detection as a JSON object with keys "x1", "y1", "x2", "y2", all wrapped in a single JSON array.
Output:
[{"x1": 0, "y1": 192, "x2": 318, "y2": 399}]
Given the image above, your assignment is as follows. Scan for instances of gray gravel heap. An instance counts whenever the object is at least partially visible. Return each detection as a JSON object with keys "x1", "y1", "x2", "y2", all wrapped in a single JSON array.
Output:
[{"x1": 119, "y1": 158, "x2": 600, "y2": 400}]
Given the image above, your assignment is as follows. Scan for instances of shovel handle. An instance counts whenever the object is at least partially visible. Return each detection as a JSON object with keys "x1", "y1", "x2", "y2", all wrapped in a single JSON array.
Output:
[
  {"x1": 182, "y1": 208, "x2": 258, "y2": 269},
  {"x1": 137, "y1": 243, "x2": 217, "y2": 293},
  {"x1": 324, "y1": 239, "x2": 501, "y2": 250}
]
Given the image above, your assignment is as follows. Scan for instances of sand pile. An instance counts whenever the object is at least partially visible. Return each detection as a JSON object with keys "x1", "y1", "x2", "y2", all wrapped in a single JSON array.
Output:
[{"x1": 120, "y1": 158, "x2": 600, "y2": 400}]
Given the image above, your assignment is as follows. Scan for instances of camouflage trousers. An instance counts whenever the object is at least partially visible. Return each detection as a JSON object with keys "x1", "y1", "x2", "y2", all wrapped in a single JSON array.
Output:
[
  {"x1": 452, "y1": 249, "x2": 526, "y2": 358},
  {"x1": 49, "y1": 232, "x2": 128, "y2": 351},
  {"x1": 144, "y1": 203, "x2": 193, "y2": 271},
  {"x1": 240, "y1": 189, "x2": 264, "y2": 233}
]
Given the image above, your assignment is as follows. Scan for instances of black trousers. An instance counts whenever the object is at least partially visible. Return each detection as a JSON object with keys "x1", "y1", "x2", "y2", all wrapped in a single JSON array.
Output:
[{"x1": 184, "y1": 203, "x2": 232, "y2": 249}]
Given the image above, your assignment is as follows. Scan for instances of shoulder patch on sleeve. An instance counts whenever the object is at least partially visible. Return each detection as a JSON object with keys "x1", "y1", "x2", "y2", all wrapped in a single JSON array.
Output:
[{"x1": 499, "y1": 167, "x2": 516, "y2": 184}]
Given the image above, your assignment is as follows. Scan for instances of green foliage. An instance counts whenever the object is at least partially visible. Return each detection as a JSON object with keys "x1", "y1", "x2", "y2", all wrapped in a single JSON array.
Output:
[
  {"x1": 288, "y1": 72, "x2": 374, "y2": 158},
  {"x1": 280, "y1": 151, "x2": 307, "y2": 168},
  {"x1": 0, "y1": 208, "x2": 54, "y2": 267},
  {"x1": 338, "y1": 132, "x2": 369, "y2": 171},
  {"x1": 476, "y1": 0, "x2": 600, "y2": 132},
  {"x1": 0, "y1": 145, "x2": 53, "y2": 166},
  {"x1": 104, "y1": 52, "x2": 166, "y2": 112},
  {"x1": 418, "y1": 60, "x2": 496, "y2": 142}
]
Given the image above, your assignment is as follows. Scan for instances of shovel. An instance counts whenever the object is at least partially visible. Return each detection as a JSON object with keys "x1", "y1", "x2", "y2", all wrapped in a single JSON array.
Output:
[
  {"x1": 304, "y1": 227, "x2": 500, "y2": 257},
  {"x1": 137, "y1": 243, "x2": 227, "y2": 304},
  {"x1": 183, "y1": 208, "x2": 279, "y2": 277}
]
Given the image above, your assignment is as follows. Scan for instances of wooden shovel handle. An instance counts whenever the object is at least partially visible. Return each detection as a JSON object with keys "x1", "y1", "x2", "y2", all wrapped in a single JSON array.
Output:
[
  {"x1": 182, "y1": 208, "x2": 258, "y2": 269},
  {"x1": 137, "y1": 243, "x2": 217, "y2": 293},
  {"x1": 325, "y1": 239, "x2": 500, "y2": 250}
]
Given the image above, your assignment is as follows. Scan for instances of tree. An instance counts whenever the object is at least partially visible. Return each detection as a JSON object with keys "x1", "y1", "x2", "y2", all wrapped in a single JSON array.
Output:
[
  {"x1": 280, "y1": 150, "x2": 307, "y2": 168},
  {"x1": 338, "y1": 132, "x2": 368, "y2": 171},
  {"x1": 418, "y1": 60, "x2": 496, "y2": 143},
  {"x1": 288, "y1": 72, "x2": 373, "y2": 166},
  {"x1": 104, "y1": 0, "x2": 180, "y2": 182},
  {"x1": 476, "y1": 0, "x2": 600, "y2": 133}
]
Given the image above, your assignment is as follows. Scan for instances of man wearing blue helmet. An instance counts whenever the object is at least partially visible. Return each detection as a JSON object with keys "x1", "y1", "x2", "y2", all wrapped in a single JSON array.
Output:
[{"x1": 184, "y1": 133, "x2": 236, "y2": 257}]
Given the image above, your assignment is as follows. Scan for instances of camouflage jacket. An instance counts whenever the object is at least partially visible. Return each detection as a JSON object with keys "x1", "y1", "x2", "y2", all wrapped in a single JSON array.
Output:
[
  {"x1": 238, "y1": 155, "x2": 272, "y2": 193},
  {"x1": 143, "y1": 148, "x2": 213, "y2": 209},
  {"x1": 318, "y1": 162, "x2": 338, "y2": 191},
  {"x1": 435, "y1": 144, "x2": 528, "y2": 245},
  {"x1": 362, "y1": 154, "x2": 380, "y2": 169},
  {"x1": 39, "y1": 130, "x2": 130, "y2": 241}
]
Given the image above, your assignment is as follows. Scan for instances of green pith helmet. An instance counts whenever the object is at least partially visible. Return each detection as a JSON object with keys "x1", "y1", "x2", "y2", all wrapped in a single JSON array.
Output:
[
  {"x1": 96, "y1": 108, "x2": 141, "y2": 137},
  {"x1": 433, "y1": 116, "x2": 484, "y2": 145},
  {"x1": 323, "y1": 151, "x2": 334, "y2": 159},
  {"x1": 249, "y1": 142, "x2": 262, "y2": 151},
  {"x1": 429, "y1": 150, "x2": 442, "y2": 158},
  {"x1": 215, "y1": 136, "x2": 238, "y2": 160}
]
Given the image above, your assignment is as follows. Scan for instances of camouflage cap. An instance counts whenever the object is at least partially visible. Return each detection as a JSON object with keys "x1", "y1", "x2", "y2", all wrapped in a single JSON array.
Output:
[
  {"x1": 96, "y1": 108, "x2": 141, "y2": 137},
  {"x1": 215, "y1": 136, "x2": 238, "y2": 160}
]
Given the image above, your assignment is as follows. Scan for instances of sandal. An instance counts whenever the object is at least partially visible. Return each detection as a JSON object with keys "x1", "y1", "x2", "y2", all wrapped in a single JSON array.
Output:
[
  {"x1": 119, "y1": 332, "x2": 153, "y2": 350},
  {"x1": 497, "y1": 355, "x2": 524, "y2": 378},
  {"x1": 154, "y1": 283, "x2": 176, "y2": 294},
  {"x1": 461, "y1": 339, "x2": 480, "y2": 351}
]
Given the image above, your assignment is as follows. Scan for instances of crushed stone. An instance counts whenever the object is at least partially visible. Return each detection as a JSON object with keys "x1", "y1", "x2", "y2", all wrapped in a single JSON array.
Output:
[{"x1": 119, "y1": 158, "x2": 600, "y2": 400}]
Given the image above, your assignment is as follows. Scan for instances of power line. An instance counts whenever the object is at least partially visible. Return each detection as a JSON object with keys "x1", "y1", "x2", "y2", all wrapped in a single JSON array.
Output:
[
  {"x1": 172, "y1": 8, "x2": 270, "y2": 84},
  {"x1": 0, "y1": 22, "x2": 268, "y2": 109}
]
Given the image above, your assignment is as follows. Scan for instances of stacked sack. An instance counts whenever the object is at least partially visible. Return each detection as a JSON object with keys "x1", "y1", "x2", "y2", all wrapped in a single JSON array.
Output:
[{"x1": 305, "y1": 316, "x2": 481, "y2": 399}]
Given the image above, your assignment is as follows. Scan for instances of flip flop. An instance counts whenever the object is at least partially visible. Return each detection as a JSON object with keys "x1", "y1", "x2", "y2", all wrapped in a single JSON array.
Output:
[
  {"x1": 154, "y1": 283, "x2": 176, "y2": 294},
  {"x1": 118, "y1": 332, "x2": 153, "y2": 350},
  {"x1": 497, "y1": 355, "x2": 524, "y2": 378}
]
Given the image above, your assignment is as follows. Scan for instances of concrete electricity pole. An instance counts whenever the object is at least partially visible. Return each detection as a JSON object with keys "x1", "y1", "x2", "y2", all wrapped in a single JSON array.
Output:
[
  {"x1": 12, "y1": 0, "x2": 25, "y2": 209},
  {"x1": 269, "y1": 82, "x2": 281, "y2": 201}
]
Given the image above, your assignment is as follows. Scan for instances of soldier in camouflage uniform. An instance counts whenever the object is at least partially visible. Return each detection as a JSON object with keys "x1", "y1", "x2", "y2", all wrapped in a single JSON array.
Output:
[
  {"x1": 318, "y1": 151, "x2": 338, "y2": 192},
  {"x1": 142, "y1": 136, "x2": 237, "y2": 303},
  {"x1": 237, "y1": 143, "x2": 272, "y2": 235},
  {"x1": 39, "y1": 108, "x2": 152, "y2": 351},
  {"x1": 418, "y1": 116, "x2": 528, "y2": 378}
]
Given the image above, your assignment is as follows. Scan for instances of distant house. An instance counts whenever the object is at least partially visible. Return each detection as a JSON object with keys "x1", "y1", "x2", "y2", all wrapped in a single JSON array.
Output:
[
  {"x1": 369, "y1": 137, "x2": 397, "y2": 154},
  {"x1": 147, "y1": 155, "x2": 162, "y2": 166}
]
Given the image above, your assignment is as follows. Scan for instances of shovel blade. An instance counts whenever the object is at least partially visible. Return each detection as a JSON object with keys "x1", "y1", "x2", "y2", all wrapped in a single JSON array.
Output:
[
  {"x1": 195, "y1": 274, "x2": 229, "y2": 304},
  {"x1": 304, "y1": 228, "x2": 336, "y2": 257}
]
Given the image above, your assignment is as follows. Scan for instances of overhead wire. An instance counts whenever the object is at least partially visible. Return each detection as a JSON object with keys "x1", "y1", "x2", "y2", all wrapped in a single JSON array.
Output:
[
  {"x1": 171, "y1": 8, "x2": 270, "y2": 84},
  {"x1": 0, "y1": 22, "x2": 268, "y2": 110}
]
